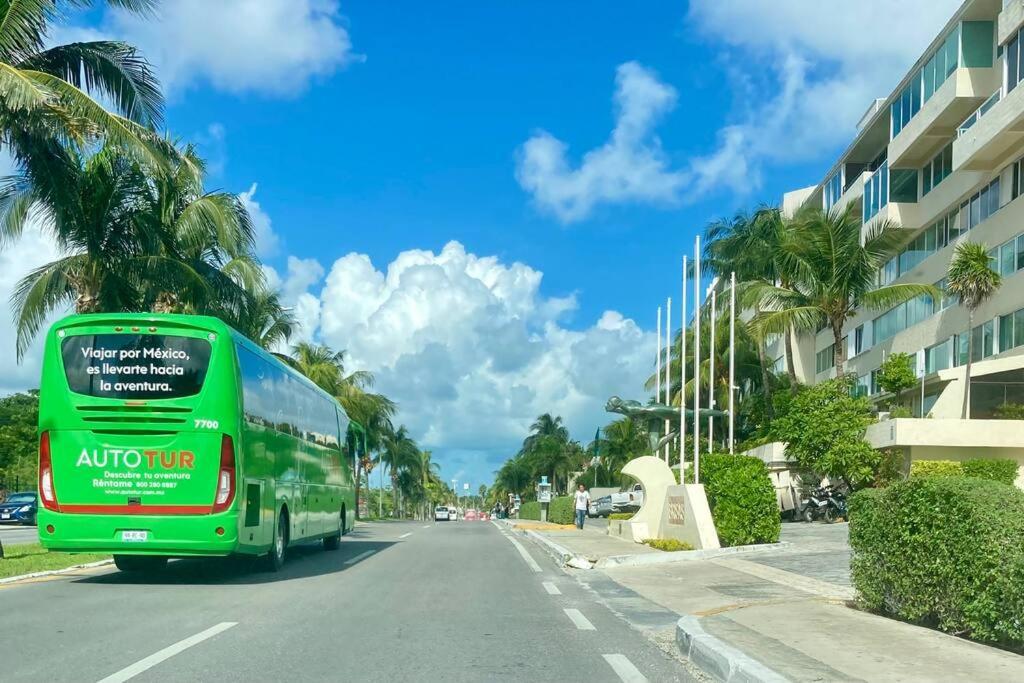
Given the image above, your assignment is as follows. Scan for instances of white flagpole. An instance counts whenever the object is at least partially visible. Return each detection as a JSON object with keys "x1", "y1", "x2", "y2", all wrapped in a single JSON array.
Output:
[
  {"x1": 664, "y1": 297, "x2": 671, "y2": 464},
  {"x1": 680, "y1": 256, "x2": 687, "y2": 475},
  {"x1": 708, "y1": 288, "x2": 716, "y2": 453},
  {"x1": 693, "y1": 237, "x2": 701, "y2": 484},
  {"x1": 656, "y1": 306, "x2": 661, "y2": 457},
  {"x1": 729, "y1": 271, "x2": 736, "y2": 454}
]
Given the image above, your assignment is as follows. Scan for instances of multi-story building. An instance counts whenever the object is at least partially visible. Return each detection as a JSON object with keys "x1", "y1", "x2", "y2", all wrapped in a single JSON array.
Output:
[{"x1": 770, "y1": 0, "x2": 1024, "y2": 481}]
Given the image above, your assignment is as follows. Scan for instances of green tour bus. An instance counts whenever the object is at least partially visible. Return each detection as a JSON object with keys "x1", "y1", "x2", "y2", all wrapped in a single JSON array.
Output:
[{"x1": 37, "y1": 313, "x2": 360, "y2": 572}]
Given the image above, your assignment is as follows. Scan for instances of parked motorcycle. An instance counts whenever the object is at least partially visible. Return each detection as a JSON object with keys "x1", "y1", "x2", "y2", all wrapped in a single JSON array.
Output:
[{"x1": 800, "y1": 485, "x2": 847, "y2": 523}]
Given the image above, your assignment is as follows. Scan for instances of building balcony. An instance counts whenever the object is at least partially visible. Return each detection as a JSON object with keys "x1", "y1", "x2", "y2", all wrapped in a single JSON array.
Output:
[
  {"x1": 954, "y1": 82, "x2": 1024, "y2": 171},
  {"x1": 999, "y1": 0, "x2": 1024, "y2": 45},
  {"x1": 889, "y1": 67, "x2": 1001, "y2": 168}
]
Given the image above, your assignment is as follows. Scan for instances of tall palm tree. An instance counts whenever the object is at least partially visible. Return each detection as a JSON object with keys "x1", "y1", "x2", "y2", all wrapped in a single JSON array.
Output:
[
  {"x1": 230, "y1": 287, "x2": 296, "y2": 352},
  {"x1": 947, "y1": 241, "x2": 1001, "y2": 419},
  {"x1": 495, "y1": 455, "x2": 530, "y2": 497},
  {"x1": 590, "y1": 417, "x2": 648, "y2": 485},
  {"x1": 520, "y1": 413, "x2": 571, "y2": 492},
  {"x1": 0, "y1": 0, "x2": 166, "y2": 171},
  {"x1": 752, "y1": 204, "x2": 938, "y2": 376},
  {"x1": 379, "y1": 424, "x2": 419, "y2": 515}
]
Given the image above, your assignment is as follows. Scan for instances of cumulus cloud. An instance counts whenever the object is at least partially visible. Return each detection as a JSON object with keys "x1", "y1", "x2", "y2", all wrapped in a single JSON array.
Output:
[
  {"x1": 239, "y1": 183, "x2": 280, "y2": 259},
  {"x1": 517, "y1": 1, "x2": 961, "y2": 221},
  {"x1": 279, "y1": 241, "x2": 654, "y2": 481},
  {"x1": 516, "y1": 62, "x2": 688, "y2": 223},
  {"x1": 82, "y1": 0, "x2": 360, "y2": 97}
]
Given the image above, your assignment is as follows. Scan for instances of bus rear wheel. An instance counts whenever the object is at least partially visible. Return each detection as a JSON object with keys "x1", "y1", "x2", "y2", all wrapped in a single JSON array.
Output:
[
  {"x1": 323, "y1": 507, "x2": 344, "y2": 551},
  {"x1": 266, "y1": 509, "x2": 288, "y2": 572},
  {"x1": 113, "y1": 555, "x2": 167, "y2": 573}
]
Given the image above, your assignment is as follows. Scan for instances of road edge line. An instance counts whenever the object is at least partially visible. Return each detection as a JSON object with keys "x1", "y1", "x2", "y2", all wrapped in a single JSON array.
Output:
[
  {"x1": 0, "y1": 558, "x2": 114, "y2": 586},
  {"x1": 675, "y1": 616, "x2": 790, "y2": 683},
  {"x1": 96, "y1": 621, "x2": 238, "y2": 683}
]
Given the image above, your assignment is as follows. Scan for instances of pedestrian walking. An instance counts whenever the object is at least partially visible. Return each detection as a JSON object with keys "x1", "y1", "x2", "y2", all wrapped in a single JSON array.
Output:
[{"x1": 573, "y1": 483, "x2": 590, "y2": 529}]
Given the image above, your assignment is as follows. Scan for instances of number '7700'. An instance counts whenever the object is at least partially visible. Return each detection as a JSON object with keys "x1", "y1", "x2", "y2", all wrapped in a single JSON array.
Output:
[{"x1": 194, "y1": 419, "x2": 219, "y2": 430}]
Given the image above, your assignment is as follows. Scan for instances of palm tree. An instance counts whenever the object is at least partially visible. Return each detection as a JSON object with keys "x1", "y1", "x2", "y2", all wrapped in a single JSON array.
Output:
[
  {"x1": 0, "y1": 0, "x2": 166, "y2": 171},
  {"x1": 752, "y1": 204, "x2": 939, "y2": 376},
  {"x1": 947, "y1": 242, "x2": 1001, "y2": 419},
  {"x1": 379, "y1": 424, "x2": 419, "y2": 516},
  {"x1": 705, "y1": 207, "x2": 797, "y2": 391},
  {"x1": 289, "y1": 342, "x2": 347, "y2": 394},
  {"x1": 593, "y1": 417, "x2": 648, "y2": 483},
  {"x1": 520, "y1": 413, "x2": 571, "y2": 492},
  {"x1": 495, "y1": 455, "x2": 530, "y2": 498},
  {"x1": 230, "y1": 287, "x2": 296, "y2": 352}
]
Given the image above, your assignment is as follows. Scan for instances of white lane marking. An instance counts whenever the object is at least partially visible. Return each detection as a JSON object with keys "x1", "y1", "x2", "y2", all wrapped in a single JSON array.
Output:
[
  {"x1": 508, "y1": 537, "x2": 543, "y2": 573},
  {"x1": 422, "y1": 524, "x2": 431, "y2": 529},
  {"x1": 563, "y1": 608, "x2": 596, "y2": 631},
  {"x1": 543, "y1": 581, "x2": 561, "y2": 595},
  {"x1": 96, "y1": 622, "x2": 237, "y2": 683},
  {"x1": 603, "y1": 654, "x2": 648, "y2": 682},
  {"x1": 343, "y1": 550, "x2": 376, "y2": 565},
  {"x1": 399, "y1": 532, "x2": 412, "y2": 539}
]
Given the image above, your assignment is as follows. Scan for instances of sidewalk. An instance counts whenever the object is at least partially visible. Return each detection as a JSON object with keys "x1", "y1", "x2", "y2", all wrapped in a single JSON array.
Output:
[{"x1": 515, "y1": 519, "x2": 1024, "y2": 682}]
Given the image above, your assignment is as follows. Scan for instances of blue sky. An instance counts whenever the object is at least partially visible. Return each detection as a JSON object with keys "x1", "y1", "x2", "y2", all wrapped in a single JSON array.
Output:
[{"x1": 1, "y1": 1, "x2": 963, "y2": 488}]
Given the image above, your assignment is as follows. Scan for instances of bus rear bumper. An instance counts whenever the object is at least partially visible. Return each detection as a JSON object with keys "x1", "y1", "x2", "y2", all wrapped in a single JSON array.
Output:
[{"x1": 37, "y1": 510, "x2": 239, "y2": 556}]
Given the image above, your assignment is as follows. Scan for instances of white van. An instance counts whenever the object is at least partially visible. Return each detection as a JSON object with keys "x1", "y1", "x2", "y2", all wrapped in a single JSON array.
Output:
[{"x1": 434, "y1": 505, "x2": 449, "y2": 522}]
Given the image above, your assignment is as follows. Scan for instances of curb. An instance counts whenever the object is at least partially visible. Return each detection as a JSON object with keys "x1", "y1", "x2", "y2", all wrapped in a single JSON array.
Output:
[
  {"x1": 522, "y1": 529, "x2": 591, "y2": 568},
  {"x1": 0, "y1": 559, "x2": 114, "y2": 585},
  {"x1": 595, "y1": 542, "x2": 790, "y2": 569},
  {"x1": 676, "y1": 616, "x2": 790, "y2": 683}
]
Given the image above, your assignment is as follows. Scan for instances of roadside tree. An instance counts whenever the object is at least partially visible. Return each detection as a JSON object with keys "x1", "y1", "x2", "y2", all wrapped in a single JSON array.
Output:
[{"x1": 876, "y1": 352, "x2": 917, "y2": 410}]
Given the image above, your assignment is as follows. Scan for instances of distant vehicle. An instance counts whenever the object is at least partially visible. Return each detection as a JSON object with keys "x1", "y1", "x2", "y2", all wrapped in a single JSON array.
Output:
[
  {"x1": 448, "y1": 507, "x2": 458, "y2": 521},
  {"x1": 464, "y1": 509, "x2": 479, "y2": 521},
  {"x1": 479, "y1": 512, "x2": 489, "y2": 521},
  {"x1": 434, "y1": 505, "x2": 450, "y2": 522},
  {"x1": 592, "y1": 483, "x2": 644, "y2": 517},
  {"x1": 0, "y1": 492, "x2": 37, "y2": 526}
]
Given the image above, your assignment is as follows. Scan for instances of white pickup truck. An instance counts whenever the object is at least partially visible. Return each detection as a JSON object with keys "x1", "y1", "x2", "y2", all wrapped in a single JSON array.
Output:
[{"x1": 589, "y1": 483, "x2": 644, "y2": 517}]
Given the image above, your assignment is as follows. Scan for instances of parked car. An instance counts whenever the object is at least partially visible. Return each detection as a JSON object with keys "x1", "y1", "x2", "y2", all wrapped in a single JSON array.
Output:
[
  {"x1": 434, "y1": 505, "x2": 450, "y2": 522},
  {"x1": 591, "y1": 483, "x2": 644, "y2": 517},
  {"x1": 0, "y1": 492, "x2": 38, "y2": 526},
  {"x1": 448, "y1": 507, "x2": 458, "y2": 521},
  {"x1": 464, "y1": 508, "x2": 479, "y2": 521}
]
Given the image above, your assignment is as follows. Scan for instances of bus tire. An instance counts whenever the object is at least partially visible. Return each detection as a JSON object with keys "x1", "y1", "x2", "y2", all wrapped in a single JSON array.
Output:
[
  {"x1": 113, "y1": 555, "x2": 167, "y2": 573},
  {"x1": 266, "y1": 509, "x2": 288, "y2": 572},
  {"x1": 324, "y1": 507, "x2": 343, "y2": 551}
]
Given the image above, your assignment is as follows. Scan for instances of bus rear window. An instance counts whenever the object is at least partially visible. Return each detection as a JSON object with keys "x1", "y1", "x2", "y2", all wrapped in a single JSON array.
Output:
[{"x1": 61, "y1": 334, "x2": 212, "y2": 400}]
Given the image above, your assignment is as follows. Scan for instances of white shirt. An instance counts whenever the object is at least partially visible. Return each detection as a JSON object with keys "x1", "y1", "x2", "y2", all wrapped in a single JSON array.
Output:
[{"x1": 574, "y1": 490, "x2": 590, "y2": 510}]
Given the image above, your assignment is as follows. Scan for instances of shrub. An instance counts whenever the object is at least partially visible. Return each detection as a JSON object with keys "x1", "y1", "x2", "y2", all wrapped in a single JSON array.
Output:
[
  {"x1": 700, "y1": 454, "x2": 780, "y2": 546},
  {"x1": 962, "y1": 458, "x2": 1019, "y2": 486},
  {"x1": 519, "y1": 501, "x2": 540, "y2": 520},
  {"x1": 910, "y1": 460, "x2": 962, "y2": 478},
  {"x1": 849, "y1": 477, "x2": 1024, "y2": 651},
  {"x1": 888, "y1": 406, "x2": 913, "y2": 418},
  {"x1": 994, "y1": 402, "x2": 1024, "y2": 419},
  {"x1": 608, "y1": 512, "x2": 633, "y2": 520},
  {"x1": 909, "y1": 458, "x2": 1018, "y2": 486},
  {"x1": 642, "y1": 538, "x2": 694, "y2": 552},
  {"x1": 548, "y1": 496, "x2": 575, "y2": 525}
]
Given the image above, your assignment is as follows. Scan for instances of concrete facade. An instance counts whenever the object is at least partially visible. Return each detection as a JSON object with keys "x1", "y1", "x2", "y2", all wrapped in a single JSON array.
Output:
[{"x1": 775, "y1": 0, "x2": 1024, "y2": 436}]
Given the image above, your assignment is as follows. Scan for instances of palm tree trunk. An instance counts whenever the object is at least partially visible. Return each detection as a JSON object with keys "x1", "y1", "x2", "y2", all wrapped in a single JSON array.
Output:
[
  {"x1": 784, "y1": 328, "x2": 798, "y2": 384},
  {"x1": 832, "y1": 323, "x2": 846, "y2": 376},
  {"x1": 963, "y1": 311, "x2": 974, "y2": 419},
  {"x1": 153, "y1": 291, "x2": 178, "y2": 314},
  {"x1": 755, "y1": 336, "x2": 775, "y2": 420},
  {"x1": 354, "y1": 462, "x2": 362, "y2": 521}
]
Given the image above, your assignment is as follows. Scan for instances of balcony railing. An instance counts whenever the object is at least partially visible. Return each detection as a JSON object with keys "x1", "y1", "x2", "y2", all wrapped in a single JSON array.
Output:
[{"x1": 958, "y1": 88, "x2": 1003, "y2": 136}]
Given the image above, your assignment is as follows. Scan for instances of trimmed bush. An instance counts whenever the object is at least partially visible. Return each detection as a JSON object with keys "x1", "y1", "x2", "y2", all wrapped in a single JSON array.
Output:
[
  {"x1": 519, "y1": 501, "x2": 540, "y2": 520},
  {"x1": 909, "y1": 459, "x2": 962, "y2": 477},
  {"x1": 850, "y1": 477, "x2": 1024, "y2": 651},
  {"x1": 962, "y1": 458, "x2": 1019, "y2": 486},
  {"x1": 994, "y1": 402, "x2": 1024, "y2": 419},
  {"x1": 700, "y1": 454, "x2": 780, "y2": 546},
  {"x1": 642, "y1": 538, "x2": 694, "y2": 552},
  {"x1": 910, "y1": 458, "x2": 1019, "y2": 486},
  {"x1": 608, "y1": 512, "x2": 633, "y2": 520},
  {"x1": 548, "y1": 496, "x2": 575, "y2": 525}
]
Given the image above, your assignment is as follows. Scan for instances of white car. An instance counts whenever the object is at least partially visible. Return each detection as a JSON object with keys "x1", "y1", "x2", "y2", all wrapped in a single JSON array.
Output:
[
  {"x1": 448, "y1": 507, "x2": 458, "y2": 521},
  {"x1": 434, "y1": 505, "x2": 449, "y2": 522}
]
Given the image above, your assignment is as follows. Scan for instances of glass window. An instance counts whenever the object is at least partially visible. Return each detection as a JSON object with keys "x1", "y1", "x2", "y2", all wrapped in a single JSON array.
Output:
[
  {"x1": 61, "y1": 334, "x2": 212, "y2": 400},
  {"x1": 1001, "y1": 241, "x2": 1015, "y2": 276},
  {"x1": 1016, "y1": 235, "x2": 1024, "y2": 271},
  {"x1": 1016, "y1": 309, "x2": 1024, "y2": 350},
  {"x1": 1001, "y1": 313, "x2": 1015, "y2": 352},
  {"x1": 944, "y1": 28, "x2": 959, "y2": 77},
  {"x1": 971, "y1": 193, "x2": 981, "y2": 227},
  {"x1": 924, "y1": 55, "x2": 937, "y2": 100},
  {"x1": 816, "y1": 345, "x2": 835, "y2": 374},
  {"x1": 972, "y1": 320, "x2": 995, "y2": 361},
  {"x1": 988, "y1": 178, "x2": 1001, "y2": 216},
  {"x1": 1009, "y1": 35, "x2": 1021, "y2": 93}
]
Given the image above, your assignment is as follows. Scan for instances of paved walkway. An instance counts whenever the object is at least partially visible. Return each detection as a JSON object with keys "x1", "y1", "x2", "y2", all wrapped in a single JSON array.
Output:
[{"x1": 514, "y1": 517, "x2": 1024, "y2": 681}]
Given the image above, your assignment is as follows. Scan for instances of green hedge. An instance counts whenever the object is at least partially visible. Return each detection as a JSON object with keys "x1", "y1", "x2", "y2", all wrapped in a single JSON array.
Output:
[
  {"x1": 700, "y1": 454, "x2": 780, "y2": 547},
  {"x1": 850, "y1": 477, "x2": 1024, "y2": 650},
  {"x1": 910, "y1": 458, "x2": 1018, "y2": 486},
  {"x1": 608, "y1": 512, "x2": 633, "y2": 520},
  {"x1": 516, "y1": 497, "x2": 574, "y2": 524},
  {"x1": 519, "y1": 501, "x2": 540, "y2": 520}
]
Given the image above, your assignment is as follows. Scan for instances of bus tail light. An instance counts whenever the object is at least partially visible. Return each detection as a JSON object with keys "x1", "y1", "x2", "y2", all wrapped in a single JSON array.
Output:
[
  {"x1": 213, "y1": 435, "x2": 236, "y2": 513},
  {"x1": 39, "y1": 431, "x2": 59, "y2": 512}
]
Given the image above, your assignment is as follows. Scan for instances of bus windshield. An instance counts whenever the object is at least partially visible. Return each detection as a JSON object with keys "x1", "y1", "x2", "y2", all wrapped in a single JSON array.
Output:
[{"x1": 61, "y1": 333, "x2": 212, "y2": 400}]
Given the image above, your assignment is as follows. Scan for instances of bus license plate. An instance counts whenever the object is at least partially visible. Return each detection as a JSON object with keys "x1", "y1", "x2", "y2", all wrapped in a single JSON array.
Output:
[{"x1": 122, "y1": 530, "x2": 148, "y2": 542}]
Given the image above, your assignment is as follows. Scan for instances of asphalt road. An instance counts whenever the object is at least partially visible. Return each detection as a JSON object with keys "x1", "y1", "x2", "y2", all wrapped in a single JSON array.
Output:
[
  {"x1": 0, "y1": 520, "x2": 691, "y2": 682},
  {"x1": 0, "y1": 524, "x2": 38, "y2": 545}
]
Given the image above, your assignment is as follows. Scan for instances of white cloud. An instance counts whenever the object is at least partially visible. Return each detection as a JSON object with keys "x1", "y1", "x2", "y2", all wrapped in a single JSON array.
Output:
[
  {"x1": 0, "y1": 217, "x2": 64, "y2": 395},
  {"x1": 275, "y1": 241, "x2": 654, "y2": 481},
  {"x1": 515, "y1": 61, "x2": 688, "y2": 223},
  {"x1": 89, "y1": 0, "x2": 360, "y2": 97},
  {"x1": 239, "y1": 183, "x2": 280, "y2": 259},
  {"x1": 517, "y1": 1, "x2": 963, "y2": 220}
]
